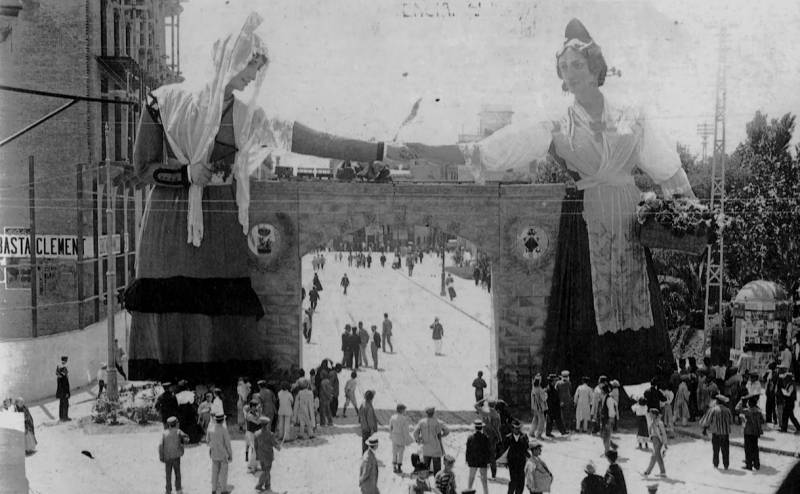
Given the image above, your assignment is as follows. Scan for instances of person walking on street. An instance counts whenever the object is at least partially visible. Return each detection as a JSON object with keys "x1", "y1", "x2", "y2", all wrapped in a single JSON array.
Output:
[
  {"x1": 413, "y1": 406, "x2": 450, "y2": 474},
  {"x1": 330, "y1": 364, "x2": 341, "y2": 418},
  {"x1": 349, "y1": 326, "x2": 362, "y2": 370},
  {"x1": 343, "y1": 371, "x2": 359, "y2": 417},
  {"x1": 473, "y1": 371, "x2": 487, "y2": 403},
  {"x1": 243, "y1": 399, "x2": 261, "y2": 472},
  {"x1": 529, "y1": 375, "x2": 548, "y2": 440},
  {"x1": 380, "y1": 253, "x2": 386, "y2": 268},
  {"x1": 603, "y1": 450, "x2": 627, "y2": 494},
  {"x1": 474, "y1": 399, "x2": 502, "y2": 480},
  {"x1": 599, "y1": 384, "x2": 619, "y2": 453},
  {"x1": 546, "y1": 374, "x2": 566, "y2": 437},
  {"x1": 736, "y1": 394, "x2": 764, "y2": 470},
  {"x1": 358, "y1": 322, "x2": 371, "y2": 368},
  {"x1": 504, "y1": 420, "x2": 531, "y2": 494},
  {"x1": 294, "y1": 379, "x2": 316, "y2": 440},
  {"x1": 207, "y1": 413, "x2": 232, "y2": 494},
  {"x1": 700, "y1": 394, "x2": 733, "y2": 470},
  {"x1": 642, "y1": 408, "x2": 667, "y2": 477},
  {"x1": 466, "y1": 419, "x2": 491, "y2": 494},
  {"x1": 56, "y1": 356, "x2": 71, "y2": 421},
  {"x1": 579, "y1": 461, "x2": 603, "y2": 494},
  {"x1": 359, "y1": 390, "x2": 379, "y2": 453},
  {"x1": 673, "y1": 377, "x2": 691, "y2": 427},
  {"x1": 430, "y1": 317, "x2": 444, "y2": 356},
  {"x1": 556, "y1": 371, "x2": 573, "y2": 433},
  {"x1": 303, "y1": 308, "x2": 313, "y2": 343},
  {"x1": 342, "y1": 325, "x2": 353, "y2": 369},
  {"x1": 159, "y1": 416, "x2": 188, "y2": 494},
  {"x1": 318, "y1": 371, "x2": 334, "y2": 427},
  {"x1": 370, "y1": 325, "x2": 380, "y2": 369},
  {"x1": 276, "y1": 383, "x2": 293, "y2": 441},
  {"x1": 779, "y1": 373, "x2": 800, "y2": 433},
  {"x1": 390, "y1": 403, "x2": 414, "y2": 474},
  {"x1": 382, "y1": 313, "x2": 394, "y2": 353},
  {"x1": 360, "y1": 435, "x2": 380, "y2": 494},
  {"x1": 341, "y1": 273, "x2": 350, "y2": 295},
  {"x1": 254, "y1": 416, "x2": 281, "y2": 493},
  {"x1": 309, "y1": 286, "x2": 320, "y2": 311},
  {"x1": 574, "y1": 376, "x2": 593, "y2": 433}
]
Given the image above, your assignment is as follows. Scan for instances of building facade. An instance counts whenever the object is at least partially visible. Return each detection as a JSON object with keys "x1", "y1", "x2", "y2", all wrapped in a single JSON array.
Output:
[{"x1": 0, "y1": 0, "x2": 181, "y2": 339}]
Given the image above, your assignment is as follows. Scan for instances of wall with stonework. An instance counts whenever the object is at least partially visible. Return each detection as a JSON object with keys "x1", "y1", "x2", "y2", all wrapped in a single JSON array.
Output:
[{"x1": 246, "y1": 181, "x2": 564, "y2": 405}]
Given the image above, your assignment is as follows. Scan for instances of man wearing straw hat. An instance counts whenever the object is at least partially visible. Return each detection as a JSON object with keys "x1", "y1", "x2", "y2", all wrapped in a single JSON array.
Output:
[
  {"x1": 359, "y1": 434, "x2": 380, "y2": 494},
  {"x1": 504, "y1": 419, "x2": 530, "y2": 494},
  {"x1": 207, "y1": 412, "x2": 232, "y2": 494},
  {"x1": 524, "y1": 440, "x2": 552, "y2": 494},
  {"x1": 466, "y1": 419, "x2": 490, "y2": 494},
  {"x1": 700, "y1": 394, "x2": 733, "y2": 470}
]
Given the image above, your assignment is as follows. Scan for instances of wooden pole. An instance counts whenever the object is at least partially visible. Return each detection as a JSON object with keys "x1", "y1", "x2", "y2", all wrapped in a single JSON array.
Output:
[
  {"x1": 76, "y1": 162, "x2": 85, "y2": 328},
  {"x1": 104, "y1": 123, "x2": 119, "y2": 405},
  {"x1": 28, "y1": 156, "x2": 38, "y2": 337}
]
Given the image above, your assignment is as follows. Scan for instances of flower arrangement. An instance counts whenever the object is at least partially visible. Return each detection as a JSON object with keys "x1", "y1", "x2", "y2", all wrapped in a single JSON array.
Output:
[{"x1": 636, "y1": 191, "x2": 731, "y2": 254}]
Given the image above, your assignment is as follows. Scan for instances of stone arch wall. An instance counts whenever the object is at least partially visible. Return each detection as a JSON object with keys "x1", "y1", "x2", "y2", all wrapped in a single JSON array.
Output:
[{"x1": 245, "y1": 180, "x2": 564, "y2": 405}]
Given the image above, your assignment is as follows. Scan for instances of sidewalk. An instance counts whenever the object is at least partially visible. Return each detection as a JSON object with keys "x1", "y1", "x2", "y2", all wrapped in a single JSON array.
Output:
[{"x1": 674, "y1": 420, "x2": 800, "y2": 458}]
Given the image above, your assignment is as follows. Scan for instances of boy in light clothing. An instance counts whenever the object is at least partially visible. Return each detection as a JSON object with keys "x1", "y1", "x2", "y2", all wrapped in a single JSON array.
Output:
[
  {"x1": 389, "y1": 403, "x2": 414, "y2": 473},
  {"x1": 343, "y1": 371, "x2": 359, "y2": 417}
]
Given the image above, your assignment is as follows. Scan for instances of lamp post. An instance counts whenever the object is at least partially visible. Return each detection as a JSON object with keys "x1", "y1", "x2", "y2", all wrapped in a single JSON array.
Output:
[
  {"x1": 440, "y1": 229, "x2": 446, "y2": 297},
  {"x1": 104, "y1": 123, "x2": 119, "y2": 407}
]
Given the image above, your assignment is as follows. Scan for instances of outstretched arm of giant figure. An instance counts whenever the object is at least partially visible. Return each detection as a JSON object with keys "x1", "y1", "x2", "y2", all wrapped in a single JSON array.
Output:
[{"x1": 404, "y1": 120, "x2": 554, "y2": 184}]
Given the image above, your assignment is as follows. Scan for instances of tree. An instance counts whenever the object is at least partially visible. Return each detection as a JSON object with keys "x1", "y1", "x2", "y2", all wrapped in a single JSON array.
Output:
[{"x1": 724, "y1": 111, "x2": 800, "y2": 292}]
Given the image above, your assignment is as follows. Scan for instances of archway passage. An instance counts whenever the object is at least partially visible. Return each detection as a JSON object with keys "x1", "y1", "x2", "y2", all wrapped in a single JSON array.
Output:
[
  {"x1": 247, "y1": 181, "x2": 565, "y2": 406},
  {"x1": 299, "y1": 234, "x2": 495, "y2": 414}
]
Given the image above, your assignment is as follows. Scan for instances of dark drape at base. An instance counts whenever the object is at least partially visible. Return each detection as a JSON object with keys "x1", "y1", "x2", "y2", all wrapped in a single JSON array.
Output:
[
  {"x1": 542, "y1": 189, "x2": 672, "y2": 385},
  {"x1": 124, "y1": 277, "x2": 264, "y2": 319}
]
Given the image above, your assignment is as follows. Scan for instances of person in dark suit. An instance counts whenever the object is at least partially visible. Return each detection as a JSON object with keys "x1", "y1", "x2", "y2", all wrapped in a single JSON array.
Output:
[
  {"x1": 503, "y1": 419, "x2": 530, "y2": 494},
  {"x1": 545, "y1": 374, "x2": 565, "y2": 436},
  {"x1": 466, "y1": 419, "x2": 491, "y2": 494},
  {"x1": 56, "y1": 356, "x2": 71, "y2": 421}
]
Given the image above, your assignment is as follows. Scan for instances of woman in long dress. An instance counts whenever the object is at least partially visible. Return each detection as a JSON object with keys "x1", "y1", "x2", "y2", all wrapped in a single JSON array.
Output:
[
  {"x1": 409, "y1": 18, "x2": 695, "y2": 384},
  {"x1": 123, "y1": 13, "x2": 410, "y2": 382},
  {"x1": 14, "y1": 397, "x2": 36, "y2": 455}
]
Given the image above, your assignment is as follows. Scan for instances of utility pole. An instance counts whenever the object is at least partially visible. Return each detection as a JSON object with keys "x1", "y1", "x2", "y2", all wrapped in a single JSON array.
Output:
[
  {"x1": 440, "y1": 229, "x2": 446, "y2": 297},
  {"x1": 696, "y1": 122, "x2": 713, "y2": 165},
  {"x1": 703, "y1": 28, "x2": 727, "y2": 354},
  {"x1": 104, "y1": 122, "x2": 119, "y2": 407}
]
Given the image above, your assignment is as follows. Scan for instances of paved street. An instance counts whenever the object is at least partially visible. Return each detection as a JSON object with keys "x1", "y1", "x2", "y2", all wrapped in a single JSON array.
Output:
[{"x1": 21, "y1": 250, "x2": 800, "y2": 493}]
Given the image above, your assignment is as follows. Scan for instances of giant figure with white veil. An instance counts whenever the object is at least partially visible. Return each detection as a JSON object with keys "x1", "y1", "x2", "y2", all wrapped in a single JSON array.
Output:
[
  {"x1": 410, "y1": 19, "x2": 696, "y2": 383},
  {"x1": 123, "y1": 14, "x2": 409, "y2": 381}
]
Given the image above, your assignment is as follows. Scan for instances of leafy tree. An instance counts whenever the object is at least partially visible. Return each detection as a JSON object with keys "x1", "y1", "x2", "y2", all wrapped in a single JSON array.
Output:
[{"x1": 724, "y1": 111, "x2": 800, "y2": 293}]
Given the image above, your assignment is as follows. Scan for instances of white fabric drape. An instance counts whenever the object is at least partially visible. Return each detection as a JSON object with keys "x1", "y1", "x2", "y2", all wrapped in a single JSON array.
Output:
[{"x1": 151, "y1": 12, "x2": 274, "y2": 246}]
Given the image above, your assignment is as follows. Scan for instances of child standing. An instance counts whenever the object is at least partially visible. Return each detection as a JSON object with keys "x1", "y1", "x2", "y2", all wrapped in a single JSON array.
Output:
[
  {"x1": 389, "y1": 403, "x2": 414, "y2": 474},
  {"x1": 343, "y1": 371, "x2": 359, "y2": 418},
  {"x1": 736, "y1": 395, "x2": 764, "y2": 470},
  {"x1": 254, "y1": 416, "x2": 281, "y2": 492},
  {"x1": 632, "y1": 398, "x2": 649, "y2": 450},
  {"x1": 434, "y1": 455, "x2": 457, "y2": 494}
]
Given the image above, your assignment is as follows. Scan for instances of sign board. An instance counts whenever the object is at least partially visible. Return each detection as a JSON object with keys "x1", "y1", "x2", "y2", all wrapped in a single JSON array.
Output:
[{"x1": 0, "y1": 227, "x2": 126, "y2": 259}]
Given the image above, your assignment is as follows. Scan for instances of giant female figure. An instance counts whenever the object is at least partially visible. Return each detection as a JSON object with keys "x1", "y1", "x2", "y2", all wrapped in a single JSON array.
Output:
[
  {"x1": 124, "y1": 14, "x2": 408, "y2": 381},
  {"x1": 411, "y1": 19, "x2": 695, "y2": 383}
]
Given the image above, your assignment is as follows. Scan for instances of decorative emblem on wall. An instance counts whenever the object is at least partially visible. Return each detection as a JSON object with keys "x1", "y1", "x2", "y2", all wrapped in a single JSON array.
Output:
[
  {"x1": 248, "y1": 223, "x2": 280, "y2": 259},
  {"x1": 518, "y1": 225, "x2": 550, "y2": 262}
]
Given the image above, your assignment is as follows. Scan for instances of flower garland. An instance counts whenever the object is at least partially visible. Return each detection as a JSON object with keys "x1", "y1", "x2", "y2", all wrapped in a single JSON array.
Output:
[{"x1": 636, "y1": 191, "x2": 731, "y2": 240}]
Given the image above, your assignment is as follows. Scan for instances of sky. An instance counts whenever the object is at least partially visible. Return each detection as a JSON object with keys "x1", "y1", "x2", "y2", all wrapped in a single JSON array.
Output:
[{"x1": 176, "y1": 0, "x2": 800, "y2": 162}]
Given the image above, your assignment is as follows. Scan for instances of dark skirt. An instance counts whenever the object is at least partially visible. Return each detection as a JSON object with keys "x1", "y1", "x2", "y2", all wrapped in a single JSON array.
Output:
[
  {"x1": 542, "y1": 189, "x2": 671, "y2": 385},
  {"x1": 637, "y1": 415, "x2": 649, "y2": 438},
  {"x1": 124, "y1": 184, "x2": 266, "y2": 382}
]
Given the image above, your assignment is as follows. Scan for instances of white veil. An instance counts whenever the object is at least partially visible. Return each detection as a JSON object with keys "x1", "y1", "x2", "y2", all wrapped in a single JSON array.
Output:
[{"x1": 151, "y1": 12, "x2": 273, "y2": 246}]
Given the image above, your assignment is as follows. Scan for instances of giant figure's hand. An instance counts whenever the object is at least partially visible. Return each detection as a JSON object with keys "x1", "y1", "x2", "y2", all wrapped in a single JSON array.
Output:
[
  {"x1": 385, "y1": 142, "x2": 417, "y2": 162},
  {"x1": 189, "y1": 162, "x2": 212, "y2": 185}
]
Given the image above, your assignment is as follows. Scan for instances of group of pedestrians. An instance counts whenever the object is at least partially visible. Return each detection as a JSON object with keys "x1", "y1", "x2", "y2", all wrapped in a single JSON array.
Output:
[{"x1": 340, "y1": 315, "x2": 395, "y2": 370}]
